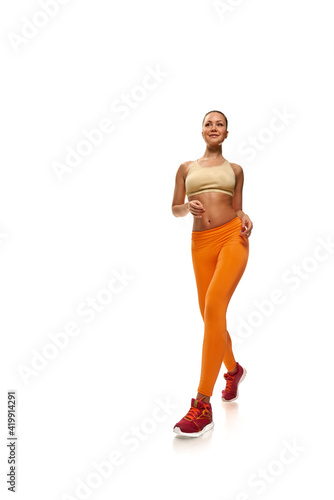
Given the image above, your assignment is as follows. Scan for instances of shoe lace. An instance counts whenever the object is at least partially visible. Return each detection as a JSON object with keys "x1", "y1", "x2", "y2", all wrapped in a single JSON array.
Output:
[
  {"x1": 224, "y1": 373, "x2": 234, "y2": 392},
  {"x1": 184, "y1": 406, "x2": 201, "y2": 421},
  {"x1": 184, "y1": 402, "x2": 211, "y2": 421}
]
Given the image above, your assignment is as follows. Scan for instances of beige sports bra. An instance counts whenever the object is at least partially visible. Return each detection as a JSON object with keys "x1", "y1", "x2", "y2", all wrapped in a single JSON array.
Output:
[{"x1": 185, "y1": 159, "x2": 236, "y2": 197}]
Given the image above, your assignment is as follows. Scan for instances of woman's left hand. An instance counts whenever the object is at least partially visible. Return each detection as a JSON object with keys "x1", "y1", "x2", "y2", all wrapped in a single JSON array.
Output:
[{"x1": 239, "y1": 213, "x2": 253, "y2": 238}]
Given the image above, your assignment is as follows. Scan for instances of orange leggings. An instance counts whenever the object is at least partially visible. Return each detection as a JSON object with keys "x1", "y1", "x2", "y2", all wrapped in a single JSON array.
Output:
[{"x1": 191, "y1": 216, "x2": 249, "y2": 397}]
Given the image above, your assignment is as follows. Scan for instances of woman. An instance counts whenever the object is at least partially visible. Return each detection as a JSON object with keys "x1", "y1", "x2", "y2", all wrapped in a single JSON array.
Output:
[{"x1": 171, "y1": 110, "x2": 253, "y2": 437}]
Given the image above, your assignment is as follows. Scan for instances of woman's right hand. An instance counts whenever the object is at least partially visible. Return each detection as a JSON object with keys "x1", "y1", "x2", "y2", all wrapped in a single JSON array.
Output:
[{"x1": 188, "y1": 200, "x2": 206, "y2": 218}]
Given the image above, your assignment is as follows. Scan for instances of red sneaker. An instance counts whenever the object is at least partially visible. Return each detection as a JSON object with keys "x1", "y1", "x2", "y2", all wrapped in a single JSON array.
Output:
[
  {"x1": 221, "y1": 362, "x2": 247, "y2": 402},
  {"x1": 173, "y1": 397, "x2": 214, "y2": 437}
]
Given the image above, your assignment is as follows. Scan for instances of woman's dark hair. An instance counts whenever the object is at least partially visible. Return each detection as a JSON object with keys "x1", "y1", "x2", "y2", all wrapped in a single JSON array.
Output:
[{"x1": 202, "y1": 110, "x2": 228, "y2": 129}]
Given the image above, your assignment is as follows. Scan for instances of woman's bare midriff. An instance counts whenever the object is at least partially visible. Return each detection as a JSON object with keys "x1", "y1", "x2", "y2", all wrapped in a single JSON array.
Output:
[{"x1": 188, "y1": 191, "x2": 239, "y2": 232}]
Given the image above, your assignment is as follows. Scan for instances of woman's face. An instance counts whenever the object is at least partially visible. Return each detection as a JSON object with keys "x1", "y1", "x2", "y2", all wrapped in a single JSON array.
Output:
[{"x1": 202, "y1": 112, "x2": 228, "y2": 146}]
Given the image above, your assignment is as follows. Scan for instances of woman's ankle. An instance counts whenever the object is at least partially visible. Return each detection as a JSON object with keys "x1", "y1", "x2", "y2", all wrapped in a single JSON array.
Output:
[
  {"x1": 228, "y1": 362, "x2": 238, "y2": 374},
  {"x1": 196, "y1": 392, "x2": 210, "y2": 404}
]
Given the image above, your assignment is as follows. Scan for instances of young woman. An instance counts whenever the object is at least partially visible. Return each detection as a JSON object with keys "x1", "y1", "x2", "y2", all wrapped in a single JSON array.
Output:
[{"x1": 171, "y1": 110, "x2": 253, "y2": 437}]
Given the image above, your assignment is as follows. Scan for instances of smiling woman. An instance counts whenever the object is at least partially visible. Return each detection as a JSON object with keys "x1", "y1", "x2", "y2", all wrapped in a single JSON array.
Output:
[{"x1": 171, "y1": 110, "x2": 253, "y2": 438}]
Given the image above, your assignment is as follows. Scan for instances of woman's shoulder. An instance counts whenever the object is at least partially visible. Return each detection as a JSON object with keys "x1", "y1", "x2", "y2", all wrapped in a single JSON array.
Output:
[
  {"x1": 178, "y1": 160, "x2": 197, "y2": 178},
  {"x1": 180, "y1": 159, "x2": 196, "y2": 168},
  {"x1": 229, "y1": 162, "x2": 243, "y2": 177}
]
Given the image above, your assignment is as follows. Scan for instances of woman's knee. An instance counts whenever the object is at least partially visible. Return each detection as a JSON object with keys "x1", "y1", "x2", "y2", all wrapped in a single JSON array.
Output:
[{"x1": 204, "y1": 294, "x2": 228, "y2": 321}]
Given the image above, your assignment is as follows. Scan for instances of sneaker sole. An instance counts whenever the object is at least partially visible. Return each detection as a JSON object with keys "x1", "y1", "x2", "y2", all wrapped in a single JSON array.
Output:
[
  {"x1": 173, "y1": 421, "x2": 214, "y2": 438},
  {"x1": 221, "y1": 368, "x2": 247, "y2": 402}
]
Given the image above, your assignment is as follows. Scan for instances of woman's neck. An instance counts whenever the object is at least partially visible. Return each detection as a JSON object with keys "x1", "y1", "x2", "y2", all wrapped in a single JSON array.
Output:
[{"x1": 202, "y1": 146, "x2": 223, "y2": 159}]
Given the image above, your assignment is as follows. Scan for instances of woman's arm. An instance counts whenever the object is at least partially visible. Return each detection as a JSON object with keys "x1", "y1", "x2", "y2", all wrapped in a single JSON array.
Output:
[
  {"x1": 171, "y1": 163, "x2": 206, "y2": 218},
  {"x1": 232, "y1": 163, "x2": 253, "y2": 237},
  {"x1": 171, "y1": 163, "x2": 190, "y2": 217}
]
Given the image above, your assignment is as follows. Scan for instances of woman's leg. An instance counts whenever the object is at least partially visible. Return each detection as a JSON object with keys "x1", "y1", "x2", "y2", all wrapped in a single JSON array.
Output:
[
  {"x1": 191, "y1": 247, "x2": 217, "y2": 320},
  {"x1": 192, "y1": 242, "x2": 240, "y2": 378},
  {"x1": 196, "y1": 235, "x2": 249, "y2": 397},
  {"x1": 192, "y1": 250, "x2": 237, "y2": 402},
  {"x1": 224, "y1": 330, "x2": 237, "y2": 373}
]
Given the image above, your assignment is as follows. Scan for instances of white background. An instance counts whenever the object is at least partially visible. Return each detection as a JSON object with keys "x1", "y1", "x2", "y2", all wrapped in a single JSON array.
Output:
[{"x1": 1, "y1": 0, "x2": 333, "y2": 498}]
